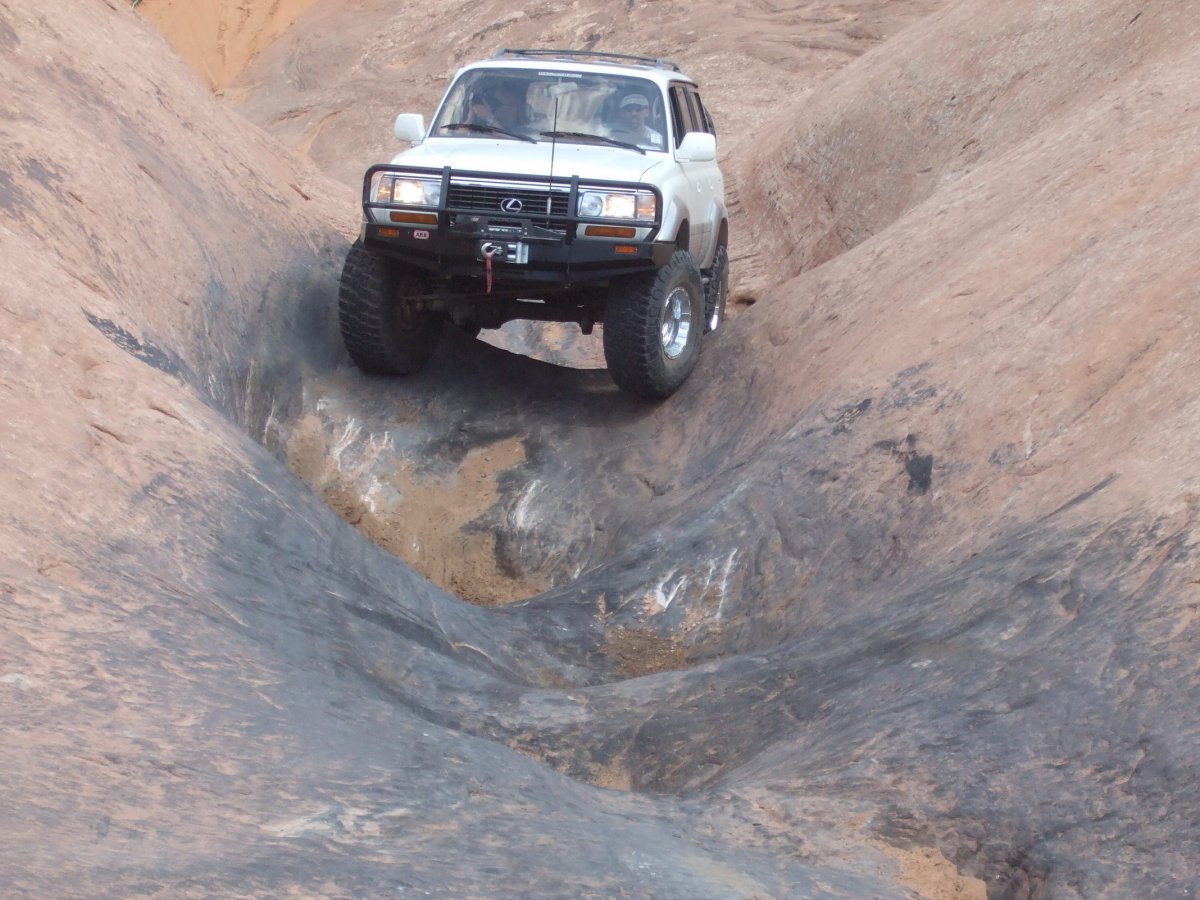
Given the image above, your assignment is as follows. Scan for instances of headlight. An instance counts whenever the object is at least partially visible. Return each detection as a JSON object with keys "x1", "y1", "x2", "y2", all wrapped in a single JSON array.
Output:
[
  {"x1": 371, "y1": 173, "x2": 441, "y2": 207},
  {"x1": 577, "y1": 189, "x2": 656, "y2": 221}
]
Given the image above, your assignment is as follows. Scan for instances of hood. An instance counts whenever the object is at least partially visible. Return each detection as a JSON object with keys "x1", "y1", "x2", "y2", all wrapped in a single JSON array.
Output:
[{"x1": 389, "y1": 137, "x2": 668, "y2": 185}]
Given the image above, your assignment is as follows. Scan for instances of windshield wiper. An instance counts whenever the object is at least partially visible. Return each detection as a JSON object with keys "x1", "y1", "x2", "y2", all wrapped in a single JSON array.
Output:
[
  {"x1": 539, "y1": 131, "x2": 645, "y2": 154},
  {"x1": 441, "y1": 122, "x2": 537, "y2": 144}
]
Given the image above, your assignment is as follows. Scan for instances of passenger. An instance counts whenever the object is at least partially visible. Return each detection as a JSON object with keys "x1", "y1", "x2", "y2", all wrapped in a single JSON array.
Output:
[{"x1": 610, "y1": 92, "x2": 664, "y2": 149}]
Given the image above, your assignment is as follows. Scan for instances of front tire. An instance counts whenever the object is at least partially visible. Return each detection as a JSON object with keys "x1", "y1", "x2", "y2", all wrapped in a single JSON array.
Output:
[
  {"x1": 603, "y1": 250, "x2": 704, "y2": 399},
  {"x1": 337, "y1": 241, "x2": 442, "y2": 375}
]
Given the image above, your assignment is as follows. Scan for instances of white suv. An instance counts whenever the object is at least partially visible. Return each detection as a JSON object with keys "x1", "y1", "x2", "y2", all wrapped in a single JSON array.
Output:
[{"x1": 337, "y1": 49, "x2": 729, "y2": 399}]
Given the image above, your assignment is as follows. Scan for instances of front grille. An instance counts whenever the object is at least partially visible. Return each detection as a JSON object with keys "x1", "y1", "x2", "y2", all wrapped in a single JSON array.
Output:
[{"x1": 447, "y1": 181, "x2": 570, "y2": 218}]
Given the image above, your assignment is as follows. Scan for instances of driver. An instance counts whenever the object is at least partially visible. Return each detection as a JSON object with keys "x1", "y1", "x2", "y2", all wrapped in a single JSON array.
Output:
[{"x1": 468, "y1": 82, "x2": 527, "y2": 132}]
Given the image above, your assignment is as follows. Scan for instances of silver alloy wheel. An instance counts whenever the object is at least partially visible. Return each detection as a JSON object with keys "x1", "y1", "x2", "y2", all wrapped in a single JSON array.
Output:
[{"x1": 659, "y1": 286, "x2": 693, "y2": 359}]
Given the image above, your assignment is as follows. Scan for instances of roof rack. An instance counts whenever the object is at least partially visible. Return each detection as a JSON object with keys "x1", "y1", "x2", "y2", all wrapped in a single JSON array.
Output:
[{"x1": 494, "y1": 48, "x2": 682, "y2": 73}]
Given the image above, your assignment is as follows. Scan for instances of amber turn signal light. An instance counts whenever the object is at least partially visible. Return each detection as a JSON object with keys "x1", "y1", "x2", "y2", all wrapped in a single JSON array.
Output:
[
  {"x1": 390, "y1": 211, "x2": 438, "y2": 225},
  {"x1": 584, "y1": 225, "x2": 637, "y2": 238}
]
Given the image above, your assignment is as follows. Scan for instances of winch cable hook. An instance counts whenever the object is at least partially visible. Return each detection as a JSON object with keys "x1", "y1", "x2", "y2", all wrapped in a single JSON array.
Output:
[{"x1": 483, "y1": 245, "x2": 495, "y2": 295}]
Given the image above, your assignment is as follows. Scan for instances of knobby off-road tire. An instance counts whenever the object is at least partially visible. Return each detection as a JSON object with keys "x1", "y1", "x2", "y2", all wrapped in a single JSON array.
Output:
[
  {"x1": 337, "y1": 240, "x2": 442, "y2": 375},
  {"x1": 603, "y1": 250, "x2": 704, "y2": 400},
  {"x1": 704, "y1": 244, "x2": 729, "y2": 334}
]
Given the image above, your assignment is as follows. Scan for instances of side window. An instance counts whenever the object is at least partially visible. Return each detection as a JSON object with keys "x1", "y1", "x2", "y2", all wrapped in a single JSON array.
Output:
[
  {"x1": 686, "y1": 88, "x2": 710, "y2": 136},
  {"x1": 684, "y1": 88, "x2": 711, "y2": 136},
  {"x1": 669, "y1": 84, "x2": 696, "y2": 147}
]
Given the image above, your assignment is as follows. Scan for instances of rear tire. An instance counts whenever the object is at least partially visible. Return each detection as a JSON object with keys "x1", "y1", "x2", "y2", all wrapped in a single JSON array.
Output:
[
  {"x1": 603, "y1": 250, "x2": 704, "y2": 399},
  {"x1": 703, "y1": 244, "x2": 729, "y2": 334},
  {"x1": 337, "y1": 241, "x2": 442, "y2": 375}
]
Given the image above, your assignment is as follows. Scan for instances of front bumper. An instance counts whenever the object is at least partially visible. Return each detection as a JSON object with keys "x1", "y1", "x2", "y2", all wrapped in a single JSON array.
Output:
[{"x1": 360, "y1": 164, "x2": 674, "y2": 284}]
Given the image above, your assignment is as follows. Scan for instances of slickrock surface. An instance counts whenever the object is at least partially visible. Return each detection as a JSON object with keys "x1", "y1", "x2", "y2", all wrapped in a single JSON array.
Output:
[{"x1": 3, "y1": 1, "x2": 1197, "y2": 896}]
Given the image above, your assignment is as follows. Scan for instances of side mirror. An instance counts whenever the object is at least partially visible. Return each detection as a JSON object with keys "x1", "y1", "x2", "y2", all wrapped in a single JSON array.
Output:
[
  {"x1": 676, "y1": 131, "x2": 716, "y2": 162},
  {"x1": 394, "y1": 113, "x2": 426, "y2": 143}
]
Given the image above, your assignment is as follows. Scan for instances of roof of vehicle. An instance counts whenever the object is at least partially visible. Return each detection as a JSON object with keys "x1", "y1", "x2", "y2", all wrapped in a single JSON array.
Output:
[{"x1": 453, "y1": 48, "x2": 698, "y2": 90}]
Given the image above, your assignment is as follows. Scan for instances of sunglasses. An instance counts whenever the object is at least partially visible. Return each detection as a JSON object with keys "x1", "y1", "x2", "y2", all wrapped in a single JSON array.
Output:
[{"x1": 623, "y1": 105, "x2": 649, "y2": 112}]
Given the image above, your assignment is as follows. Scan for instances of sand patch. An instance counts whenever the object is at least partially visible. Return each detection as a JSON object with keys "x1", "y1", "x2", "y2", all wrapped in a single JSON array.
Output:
[{"x1": 874, "y1": 842, "x2": 988, "y2": 900}]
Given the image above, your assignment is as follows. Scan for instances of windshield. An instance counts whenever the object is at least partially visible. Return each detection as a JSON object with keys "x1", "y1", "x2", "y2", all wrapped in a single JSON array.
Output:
[{"x1": 429, "y1": 68, "x2": 668, "y2": 151}]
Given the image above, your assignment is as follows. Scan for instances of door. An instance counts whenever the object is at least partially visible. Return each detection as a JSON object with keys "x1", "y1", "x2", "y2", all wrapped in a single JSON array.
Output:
[{"x1": 668, "y1": 82, "x2": 721, "y2": 265}]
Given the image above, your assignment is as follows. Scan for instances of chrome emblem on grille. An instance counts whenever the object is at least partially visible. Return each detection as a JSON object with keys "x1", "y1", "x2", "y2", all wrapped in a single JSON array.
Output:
[{"x1": 500, "y1": 198, "x2": 524, "y2": 213}]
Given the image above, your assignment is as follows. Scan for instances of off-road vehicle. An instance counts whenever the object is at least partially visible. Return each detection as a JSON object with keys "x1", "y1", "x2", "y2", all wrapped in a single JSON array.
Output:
[{"x1": 338, "y1": 49, "x2": 730, "y2": 399}]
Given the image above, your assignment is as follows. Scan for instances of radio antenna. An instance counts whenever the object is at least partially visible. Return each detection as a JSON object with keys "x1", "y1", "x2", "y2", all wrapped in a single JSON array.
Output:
[{"x1": 547, "y1": 96, "x2": 559, "y2": 215}]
